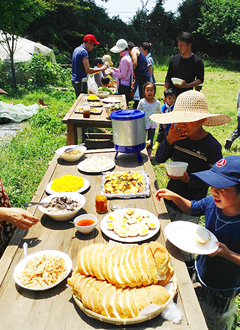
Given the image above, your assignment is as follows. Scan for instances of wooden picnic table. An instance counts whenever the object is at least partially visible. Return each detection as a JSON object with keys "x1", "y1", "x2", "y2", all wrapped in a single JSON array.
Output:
[
  {"x1": 0, "y1": 148, "x2": 207, "y2": 330},
  {"x1": 62, "y1": 94, "x2": 127, "y2": 145}
]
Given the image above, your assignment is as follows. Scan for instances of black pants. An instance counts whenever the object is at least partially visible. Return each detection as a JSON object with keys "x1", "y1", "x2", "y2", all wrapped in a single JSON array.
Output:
[
  {"x1": 229, "y1": 116, "x2": 240, "y2": 142},
  {"x1": 118, "y1": 84, "x2": 131, "y2": 106},
  {"x1": 72, "y1": 80, "x2": 87, "y2": 98}
]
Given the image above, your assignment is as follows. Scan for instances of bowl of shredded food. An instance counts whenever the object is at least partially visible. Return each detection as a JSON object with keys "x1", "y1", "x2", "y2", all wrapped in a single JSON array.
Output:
[
  {"x1": 13, "y1": 250, "x2": 72, "y2": 290},
  {"x1": 38, "y1": 192, "x2": 86, "y2": 221},
  {"x1": 56, "y1": 145, "x2": 86, "y2": 162},
  {"x1": 45, "y1": 174, "x2": 90, "y2": 195}
]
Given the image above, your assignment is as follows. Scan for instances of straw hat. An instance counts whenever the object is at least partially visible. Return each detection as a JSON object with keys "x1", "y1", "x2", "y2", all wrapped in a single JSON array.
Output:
[
  {"x1": 150, "y1": 90, "x2": 231, "y2": 126},
  {"x1": 103, "y1": 54, "x2": 113, "y2": 66}
]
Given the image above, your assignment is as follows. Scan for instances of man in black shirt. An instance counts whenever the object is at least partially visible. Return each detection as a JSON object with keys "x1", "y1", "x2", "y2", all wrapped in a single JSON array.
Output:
[{"x1": 165, "y1": 32, "x2": 204, "y2": 98}]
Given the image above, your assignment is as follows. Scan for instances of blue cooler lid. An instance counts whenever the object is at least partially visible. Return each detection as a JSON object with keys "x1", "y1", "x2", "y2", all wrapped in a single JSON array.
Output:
[{"x1": 110, "y1": 109, "x2": 145, "y2": 121}]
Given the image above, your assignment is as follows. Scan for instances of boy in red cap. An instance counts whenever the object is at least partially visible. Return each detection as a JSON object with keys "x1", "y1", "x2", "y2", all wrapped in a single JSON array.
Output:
[
  {"x1": 71, "y1": 34, "x2": 107, "y2": 97},
  {"x1": 156, "y1": 156, "x2": 240, "y2": 329}
]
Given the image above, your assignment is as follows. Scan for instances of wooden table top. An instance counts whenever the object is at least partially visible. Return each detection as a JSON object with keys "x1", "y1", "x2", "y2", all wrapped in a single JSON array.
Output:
[
  {"x1": 62, "y1": 94, "x2": 127, "y2": 126},
  {"x1": 0, "y1": 148, "x2": 207, "y2": 330}
]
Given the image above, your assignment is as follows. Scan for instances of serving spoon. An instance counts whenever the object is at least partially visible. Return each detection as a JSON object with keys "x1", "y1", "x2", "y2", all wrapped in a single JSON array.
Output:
[
  {"x1": 24, "y1": 201, "x2": 49, "y2": 207},
  {"x1": 23, "y1": 242, "x2": 28, "y2": 268},
  {"x1": 64, "y1": 143, "x2": 85, "y2": 153}
]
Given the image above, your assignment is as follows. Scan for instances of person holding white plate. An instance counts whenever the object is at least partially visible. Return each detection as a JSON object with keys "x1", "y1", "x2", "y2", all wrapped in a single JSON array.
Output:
[
  {"x1": 165, "y1": 32, "x2": 204, "y2": 98},
  {"x1": 155, "y1": 156, "x2": 240, "y2": 330}
]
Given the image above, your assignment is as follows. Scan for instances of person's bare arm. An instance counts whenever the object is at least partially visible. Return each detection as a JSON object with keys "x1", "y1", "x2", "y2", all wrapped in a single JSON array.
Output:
[
  {"x1": 155, "y1": 189, "x2": 191, "y2": 214},
  {"x1": 83, "y1": 58, "x2": 107, "y2": 74},
  {"x1": 148, "y1": 65, "x2": 153, "y2": 76},
  {"x1": 131, "y1": 48, "x2": 139, "y2": 70},
  {"x1": 176, "y1": 78, "x2": 202, "y2": 89},
  {"x1": 164, "y1": 81, "x2": 171, "y2": 91},
  {"x1": 209, "y1": 242, "x2": 240, "y2": 266},
  {"x1": 0, "y1": 207, "x2": 39, "y2": 230}
]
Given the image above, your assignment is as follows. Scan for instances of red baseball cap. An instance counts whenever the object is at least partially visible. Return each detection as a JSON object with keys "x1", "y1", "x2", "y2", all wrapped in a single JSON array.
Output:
[{"x1": 83, "y1": 34, "x2": 99, "y2": 45}]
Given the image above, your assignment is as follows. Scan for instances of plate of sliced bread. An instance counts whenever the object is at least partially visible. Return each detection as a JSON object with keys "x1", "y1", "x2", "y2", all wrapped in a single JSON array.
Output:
[
  {"x1": 165, "y1": 221, "x2": 218, "y2": 255},
  {"x1": 68, "y1": 242, "x2": 177, "y2": 324}
]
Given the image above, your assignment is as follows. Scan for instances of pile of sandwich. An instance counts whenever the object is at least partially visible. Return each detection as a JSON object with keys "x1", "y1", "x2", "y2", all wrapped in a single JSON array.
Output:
[{"x1": 67, "y1": 242, "x2": 174, "y2": 319}]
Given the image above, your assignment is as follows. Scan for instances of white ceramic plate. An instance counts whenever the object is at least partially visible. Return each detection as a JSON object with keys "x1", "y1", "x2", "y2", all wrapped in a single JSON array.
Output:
[
  {"x1": 45, "y1": 176, "x2": 90, "y2": 195},
  {"x1": 13, "y1": 250, "x2": 72, "y2": 291},
  {"x1": 102, "y1": 97, "x2": 120, "y2": 103},
  {"x1": 78, "y1": 157, "x2": 115, "y2": 173},
  {"x1": 100, "y1": 208, "x2": 160, "y2": 243},
  {"x1": 165, "y1": 221, "x2": 218, "y2": 255}
]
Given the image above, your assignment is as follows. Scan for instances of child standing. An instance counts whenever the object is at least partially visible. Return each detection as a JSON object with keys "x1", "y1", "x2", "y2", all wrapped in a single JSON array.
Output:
[
  {"x1": 150, "y1": 90, "x2": 231, "y2": 274},
  {"x1": 155, "y1": 156, "x2": 240, "y2": 330},
  {"x1": 137, "y1": 82, "x2": 161, "y2": 158},
  {"x1": 153, "y1": 88, "x2": 176, "y2": 150},
  {"x1": 225, "y1": 88, "x2": 240, "y2": 150},
  {"x1": 93, "y1": 57, "x2": 104, "y2": 87}
]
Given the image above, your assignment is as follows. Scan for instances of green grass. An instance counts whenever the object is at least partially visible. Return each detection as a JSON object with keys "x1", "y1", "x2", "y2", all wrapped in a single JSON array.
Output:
[{"x1": 0, "y1": 70, "x2": 240, "y2": 328}]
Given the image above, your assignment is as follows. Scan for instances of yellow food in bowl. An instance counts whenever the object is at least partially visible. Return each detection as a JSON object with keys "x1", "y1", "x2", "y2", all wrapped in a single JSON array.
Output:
[{"x1": 62, "y1": 149, "x2": 82, "y2": 156}]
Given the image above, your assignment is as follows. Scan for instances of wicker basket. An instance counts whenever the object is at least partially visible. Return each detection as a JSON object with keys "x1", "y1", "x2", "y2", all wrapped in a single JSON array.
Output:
[{"x1": 72, "y1": 273, "x2": 178, "y2": 325}]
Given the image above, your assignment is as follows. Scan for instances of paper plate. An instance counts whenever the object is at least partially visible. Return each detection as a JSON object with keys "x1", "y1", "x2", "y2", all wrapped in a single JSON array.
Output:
[
  {"x1": 45, "y1": 177, "x2": 90, "y2": 195},
  {"x1": 72, "y1": 274, "x2": 177, "y2": 325},
  {"x1": 13, "y1": 250, "x2": 72, "y2": 291},
  {"x1": 78, "y1": 157, "x2": 115, "y2": 173},
  {"x1": 165, "y1": 221, "x2": 218, "y2": 255}
]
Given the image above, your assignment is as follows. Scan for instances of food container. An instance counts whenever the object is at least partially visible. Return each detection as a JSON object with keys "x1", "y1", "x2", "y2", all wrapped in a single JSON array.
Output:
[
  {"x1": 110, "y1": 110, "x2": 146, "y2": 155},
  {"x1": 171, "y1": 77, "x2": 184, "y2": 85},
  {"x1": 74, "y1": 214, "x2": 97, "y2": 234},
  {"x1": 165, "y1": 161, "x2": 188, "y2": 177},
  {"x1": 55, "y1": 145, "x2": 87, "y2": 162},
  {"x1": 95, "y1": 195, "x2": 107, "y2": 213},
  {"x1": 38, "y1": 192, "x2": 86, "y2": 221}
]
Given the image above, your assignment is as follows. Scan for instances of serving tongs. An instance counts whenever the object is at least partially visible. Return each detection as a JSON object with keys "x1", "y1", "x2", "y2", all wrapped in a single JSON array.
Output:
[{"x1": 64, "y1": 143, "x2": 85, "y2": 153}]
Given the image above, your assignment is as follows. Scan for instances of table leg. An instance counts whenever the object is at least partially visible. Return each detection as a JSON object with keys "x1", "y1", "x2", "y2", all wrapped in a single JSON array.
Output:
[{"x1": 66, "y1": 123, "x2": 77, "y2": 145}]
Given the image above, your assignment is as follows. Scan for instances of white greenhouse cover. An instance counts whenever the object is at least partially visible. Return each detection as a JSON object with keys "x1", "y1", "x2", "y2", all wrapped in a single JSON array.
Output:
[{"x1": 0, "y1": 31, "x2": 56, "y2": 63}]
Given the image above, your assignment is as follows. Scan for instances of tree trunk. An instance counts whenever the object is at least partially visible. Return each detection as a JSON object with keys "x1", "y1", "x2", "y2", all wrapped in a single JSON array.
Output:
[{"x1": 10, "y1": 52, "x2": 17, "y2": 89}]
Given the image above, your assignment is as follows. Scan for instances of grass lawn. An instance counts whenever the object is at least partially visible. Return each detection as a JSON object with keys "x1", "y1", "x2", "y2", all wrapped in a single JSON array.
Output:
[{"x1": 0, "y1": 68, "x2": 240, "y2": 328}]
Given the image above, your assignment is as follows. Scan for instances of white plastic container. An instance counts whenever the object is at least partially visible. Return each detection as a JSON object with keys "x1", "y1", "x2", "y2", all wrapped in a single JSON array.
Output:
[{"x1": 165, "y1": 161, "x2": 188, "y2": 177}]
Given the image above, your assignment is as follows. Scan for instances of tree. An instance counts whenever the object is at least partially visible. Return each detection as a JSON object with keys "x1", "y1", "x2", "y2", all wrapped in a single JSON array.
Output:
[
  {"x1": 198, "y1": 0, "x2": 240, "y2": 51},
  {"x1": 0, "y1": 0, "x2": 49, "y2": 88}
]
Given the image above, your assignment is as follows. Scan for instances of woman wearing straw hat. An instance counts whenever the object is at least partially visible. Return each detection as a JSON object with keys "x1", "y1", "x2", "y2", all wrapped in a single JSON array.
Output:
[{"x1": 150, "y1": 90, "x2": 231, "y2": 275}]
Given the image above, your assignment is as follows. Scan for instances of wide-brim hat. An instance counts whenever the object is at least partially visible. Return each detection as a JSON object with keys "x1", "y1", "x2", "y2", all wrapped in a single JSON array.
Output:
[
  {"x1": 150, "y1": 90, "x2": 231, "y2": 126},
  {"x1": 103, "y1": 54, "x2": 113, "y2": 66},
  {"x1": 110, "y1": 39, "x2": 128, "y2": 53}
]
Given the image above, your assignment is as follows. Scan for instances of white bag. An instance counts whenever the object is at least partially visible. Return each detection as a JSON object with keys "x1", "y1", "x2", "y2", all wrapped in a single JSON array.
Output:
[
  {"x1": 133, "y1": 85, "x2": 140, "y2": 101},
  {"x1": 87, "y1": 75, "x2": 98, "y2": 94}
]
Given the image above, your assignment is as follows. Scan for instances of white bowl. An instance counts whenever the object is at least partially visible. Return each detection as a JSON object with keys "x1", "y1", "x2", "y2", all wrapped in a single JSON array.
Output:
[
  {"x1": 165, "y1": 161, "x2": 188, "y2": 177},
  {"x1": 171, "y1": 77, "x2": 184, "y2": 85},
  {"x1": 74, "y1": 214, "x2": 97, "y2": 234},
  {"x1": 38, "y1": 192, "x2": 86, "y2": 221},
  {"x1": 55, "y1": 145, "x2": 86, "y2": 162},
  {"x1": 95, "y1": 91, "x2": 110, "y2": 98}
]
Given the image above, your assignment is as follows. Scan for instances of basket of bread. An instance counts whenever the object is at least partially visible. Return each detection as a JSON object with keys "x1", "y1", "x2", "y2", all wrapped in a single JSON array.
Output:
[{"x1": 67, "y1": 242, "x2": 177, "y2": 324}]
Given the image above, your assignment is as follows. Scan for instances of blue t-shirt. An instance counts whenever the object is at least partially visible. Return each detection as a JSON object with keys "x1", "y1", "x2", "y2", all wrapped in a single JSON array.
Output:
[
  {"x1": 191, "y1": 196, "x2": 240, "y2": 290},
  {"x1": 71, "y1": 44, "x2": 88, "y2": 81},
  {"x1": 161, "y1": 103, "x2": 175, "y2": 136}
]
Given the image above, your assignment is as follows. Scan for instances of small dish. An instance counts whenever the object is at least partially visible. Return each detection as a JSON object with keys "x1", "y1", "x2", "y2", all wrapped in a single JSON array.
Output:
[
  {"x1": 74, "y1": 214, "x2": 97, "y2": 234},
  {"x1": 165, "y1": 161, "x2": 188, "y2": 177},
  {"x1": 56, "y1": 145, "x2": 86, "y2": 162},
  {"x1": 171, "y1": 77, "x2": 184, "y2": 85}
]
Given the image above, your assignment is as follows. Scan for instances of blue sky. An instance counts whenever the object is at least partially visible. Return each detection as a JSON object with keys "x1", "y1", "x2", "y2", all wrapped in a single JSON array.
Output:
[{"x1": 94, "y1": 0, "x2": 181, "y2": 23}]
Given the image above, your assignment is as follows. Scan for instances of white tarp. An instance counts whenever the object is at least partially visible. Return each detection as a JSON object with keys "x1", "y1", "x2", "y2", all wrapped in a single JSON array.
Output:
[
  {"x1": 0, "y1": 101, "x2": 39, "y2": 122},
  {"x1": 0, "y1": 31, "x2": 56, "y2": 63}
]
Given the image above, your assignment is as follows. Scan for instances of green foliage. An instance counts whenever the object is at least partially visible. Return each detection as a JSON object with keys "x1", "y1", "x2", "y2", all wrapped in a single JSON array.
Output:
[{"x1": 17, "y1": 53, "x2": 71, "y2": 88}]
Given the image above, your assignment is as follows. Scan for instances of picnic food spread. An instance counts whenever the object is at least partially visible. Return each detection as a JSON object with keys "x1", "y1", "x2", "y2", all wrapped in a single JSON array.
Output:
[
  {"x1": 67, "y1": 242, "x2": 174, "y2": 319},
  {"x1": 20, "y1": 254, "x2": 68, "y2": 289}
]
